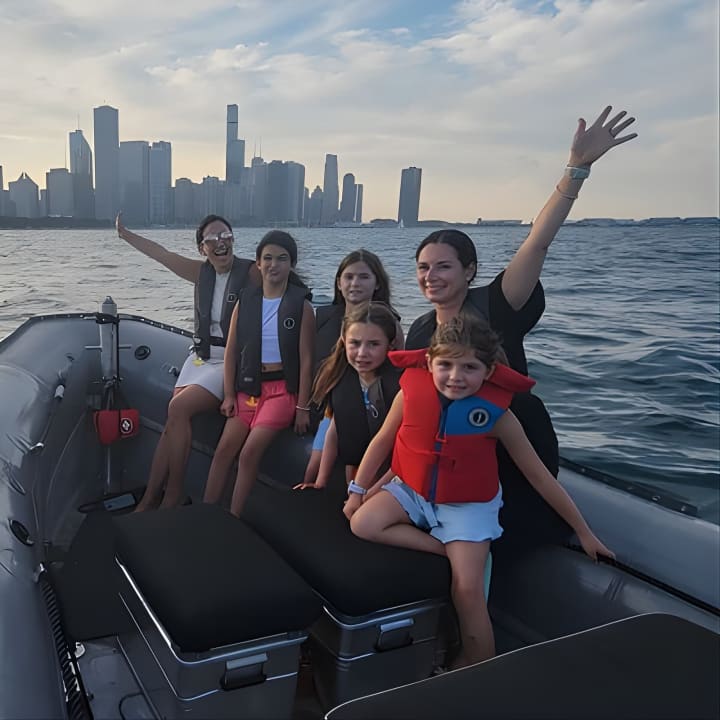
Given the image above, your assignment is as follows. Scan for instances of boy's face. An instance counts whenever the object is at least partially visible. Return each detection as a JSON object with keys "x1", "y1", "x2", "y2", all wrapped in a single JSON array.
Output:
[{"x1": 427, "y1": 349, "x2": 491, "y2": 400}]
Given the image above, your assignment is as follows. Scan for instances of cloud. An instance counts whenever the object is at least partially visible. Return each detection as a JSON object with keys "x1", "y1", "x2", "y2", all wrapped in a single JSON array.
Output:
[{"x1": 0, "y1": 0, "x2": 717, "y2": 220}]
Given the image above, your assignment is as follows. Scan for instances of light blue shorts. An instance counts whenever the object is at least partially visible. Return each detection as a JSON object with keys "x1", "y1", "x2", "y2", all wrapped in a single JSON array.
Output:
[
  {"x1": 383, "y1": 478, "x2": 504, "y2": 545},
  {"x1": 312, "y1": 416, "x2": 331, "y2": 452}
]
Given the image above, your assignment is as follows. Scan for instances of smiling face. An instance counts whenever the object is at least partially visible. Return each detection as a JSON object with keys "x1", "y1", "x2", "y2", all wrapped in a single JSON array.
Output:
[
  {"x1": 344, "y1": 321, "x2": 391, "y2": 383},
  {"x1": 428, "y1": 347, "x2": 491, "y2": 401},
  {"x1": 416, "y1": 243, "x2": 475, "y2": 309},
  {"x1": 257, "y1": 243, "x2": 292, "y2": 289},
  {"x1": 337, "y1": 261, "x2": 379, "y2": 306},
  {"x1": 198, "y1": 219, "x2": 234, "y2": 273}
]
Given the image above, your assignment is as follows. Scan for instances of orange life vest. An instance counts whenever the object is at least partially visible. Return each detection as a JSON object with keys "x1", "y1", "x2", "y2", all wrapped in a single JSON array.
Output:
[{"x1": 388, "y1": 349, "x2": 535, "y2": 503}]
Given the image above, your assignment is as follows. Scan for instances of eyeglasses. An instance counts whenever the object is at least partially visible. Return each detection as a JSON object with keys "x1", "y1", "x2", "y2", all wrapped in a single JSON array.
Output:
[{"x1": 202, "y1": 231, "x2": 234, "y2": 247}]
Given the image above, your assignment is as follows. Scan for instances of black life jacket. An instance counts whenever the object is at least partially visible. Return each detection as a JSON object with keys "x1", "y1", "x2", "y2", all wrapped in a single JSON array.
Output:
[
  {"x1": 329, "y1": 360, "x2": 402, "y2": 466},
  {"x1": 406, "y1": 284, "x2": 490, "y2": 353},
  {"x1": 194, "y1": 257, "x2": 254, "y2": 360},
  {"x1": 234, "y1": 283, "x2": 309, "y2": 396},
  {"x1": 315, "y1": 304, "x2": 344, "y2": 365}
]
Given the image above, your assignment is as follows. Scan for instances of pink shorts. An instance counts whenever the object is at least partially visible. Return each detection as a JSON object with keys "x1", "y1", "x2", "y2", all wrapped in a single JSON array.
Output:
[{"x1": 235, "y1": 380, "x2": 297, "y2": 430}]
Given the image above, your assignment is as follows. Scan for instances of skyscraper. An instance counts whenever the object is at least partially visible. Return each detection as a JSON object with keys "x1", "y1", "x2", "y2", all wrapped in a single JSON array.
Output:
[
  {"x1": 46, "y1": 168, "x2": 74, "y2": 217},
  {"x1": 321, "y1": 154, "x2": 339, "y2": 225},
  {"x1": 354, "y1": 183, "x2": 363, "y2": 224},
  {"x1": 8, "y1": 173, "x2": 39, "y2": 218},
  {"x1": 305, "y1": 186, "x2": 323, "y2": 226},
  {"x1": 93, "y1": 105, "x2": 119, "y2": 221},
  {"x1": 339, "y1": 173, "x2": 357, "y2": 222},
  {"x1": 69, "y1": 129, "x2": 94, "y2": 218},
  {"x1": 398, "y1": 166, "x2": 422, "y2": 226},
  {"x1": 226, "y1": 104, "x2": 245, "y2": 184},
  {"x1": 149, "y1": 141, "x2": 172, "y2": 225},
  {"x1": 249, "y1": 155, "x2": 268, "y2": 223},
  {"x1": 119, "y1": 141, "x2": 150, "y2": 225}
]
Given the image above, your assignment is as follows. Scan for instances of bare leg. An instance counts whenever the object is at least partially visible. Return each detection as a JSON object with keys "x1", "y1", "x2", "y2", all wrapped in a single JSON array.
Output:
[
  {"x1": 229, "y1": 426, "x2": 281, "y2": 516},
  {"x1": 303, "y1": 450, "x2": 322, "y2": 485},
  {"x1": 444, "y1": 540, "x2": 494, "y2": 667},
  {"x1": 157, "y1": 385, "x2": 220, "y2": 509},
  {"x1": 204, "y1": 417, "x2": 251, "y2": 504},
  {"x1": 350, "y1": 491, "x2": 447, "y2": 556}
]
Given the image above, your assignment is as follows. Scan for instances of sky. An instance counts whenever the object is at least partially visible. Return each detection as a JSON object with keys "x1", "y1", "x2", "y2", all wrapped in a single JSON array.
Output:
[{"x1": 0, "y1": 0, "x2": 718, "y2": 222}]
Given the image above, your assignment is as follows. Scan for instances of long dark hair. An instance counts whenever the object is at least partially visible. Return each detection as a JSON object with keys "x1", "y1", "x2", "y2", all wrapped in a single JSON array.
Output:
[
  {"x1": 416, "y1": 229, "x2": 478, "y2": 283},
  {"x1": 332, "y1": 249, "x2": 393, "y2": 305},
  {"x1": 311, "y1": 302, "x2": 398, "y2": 406}
]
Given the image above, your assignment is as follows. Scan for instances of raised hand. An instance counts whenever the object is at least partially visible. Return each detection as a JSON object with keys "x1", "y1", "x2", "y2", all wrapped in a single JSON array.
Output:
[{"x1": 568, "y1": 106, "x2": 637, "y2": 168}]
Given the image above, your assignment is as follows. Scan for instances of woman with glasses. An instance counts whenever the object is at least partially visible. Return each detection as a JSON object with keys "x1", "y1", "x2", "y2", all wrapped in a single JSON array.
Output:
[{"x1": 116, "y1": 213, "x2": 259, "y2": 510}]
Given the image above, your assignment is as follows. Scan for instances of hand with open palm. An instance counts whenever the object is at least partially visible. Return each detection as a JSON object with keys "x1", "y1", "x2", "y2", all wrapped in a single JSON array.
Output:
[{"x1": 568, "y1": 105, "x2": 638, "y2": 168}]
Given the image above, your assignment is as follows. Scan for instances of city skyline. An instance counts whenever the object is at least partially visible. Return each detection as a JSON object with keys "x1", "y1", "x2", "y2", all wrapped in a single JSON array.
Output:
[{"x1": 0, "y1": 1, "x2": 718, "y2": 222}]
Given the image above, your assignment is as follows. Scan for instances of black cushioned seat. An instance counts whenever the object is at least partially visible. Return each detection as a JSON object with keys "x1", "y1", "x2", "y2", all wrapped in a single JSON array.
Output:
[
  {"x1": 241, "y1": 481, "x2": 451, "y2": 617},
  {"x1": 326, "y1": 613, "x2": 720, "y2": 720},
  {"x1": 114, "y1": 503, "x2": 322, "y2": 652}
]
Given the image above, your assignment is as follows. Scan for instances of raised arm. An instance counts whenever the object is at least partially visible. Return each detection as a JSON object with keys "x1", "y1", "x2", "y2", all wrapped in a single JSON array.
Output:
[
  {"x1": 116, "y1": 213, "x2": 201, "y2": 284},
  {"x1": 502, "y1": 106, "x2": 638, "y2": 310},
  {"x1": 494, "y1": 410, "x2": 614, "y2": 560}
]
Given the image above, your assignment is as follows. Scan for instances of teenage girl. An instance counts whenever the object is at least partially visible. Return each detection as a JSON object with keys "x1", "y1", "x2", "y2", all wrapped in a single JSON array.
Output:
[
  {"x1": 295, "y1": 302, "x2": 400, "y2": 491},
  {"x1": 344, "y1": 316, "x2": 613, "y2": 668},
  {"x1": 304, "y1": 250, "x2": 403, "y2": 485},
  {"x1": 203, "y1": 231, "x2": 315, "y2": 516}
]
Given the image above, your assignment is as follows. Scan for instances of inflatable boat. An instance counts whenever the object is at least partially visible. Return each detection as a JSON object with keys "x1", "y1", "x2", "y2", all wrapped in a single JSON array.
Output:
[{"x1": 1, "y1": 300, "x2": 718, "y2": 720}]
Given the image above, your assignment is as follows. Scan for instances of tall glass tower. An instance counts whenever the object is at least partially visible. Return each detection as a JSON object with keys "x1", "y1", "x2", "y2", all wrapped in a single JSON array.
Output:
[
  {"x1": 321, "y1": 154, "x2": 339, "y2": 226},
  {"x1": 398, "y1": 166, "x2": 422, "y2": 226},
  {"x1": 93, "y1": 105, "x2": 119, "y2": 221}
]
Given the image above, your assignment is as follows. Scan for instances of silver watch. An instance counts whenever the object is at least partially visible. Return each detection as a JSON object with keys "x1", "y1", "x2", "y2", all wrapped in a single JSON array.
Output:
[{"x1": 565, "y1": 165, "x2": 591, "y2": 180}]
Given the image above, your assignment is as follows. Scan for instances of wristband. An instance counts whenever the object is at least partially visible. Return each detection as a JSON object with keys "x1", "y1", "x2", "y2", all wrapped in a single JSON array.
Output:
[
  {"x1": 348, "y1": 481, "x2": 367, "y2": 496},
  {"x1": 295, "y1": 405, "x2": 311, "y2": 411},
  {"x1": 565, "y1": 165, "x2": 591, "y2": 180}
]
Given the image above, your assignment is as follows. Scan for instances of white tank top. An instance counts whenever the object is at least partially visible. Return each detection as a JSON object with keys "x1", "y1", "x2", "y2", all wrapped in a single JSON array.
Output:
[
  {"x1": 209, "y1": 271, "x2": 230, "y2": 338},
  {"x1": 261, "y1": 296, "x2": 282, "y2": 363}
]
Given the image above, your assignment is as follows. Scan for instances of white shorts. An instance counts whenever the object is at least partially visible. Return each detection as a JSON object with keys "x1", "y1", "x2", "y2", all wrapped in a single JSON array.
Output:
[{"x1": 175, "y1": 345, "x2": 225, "y2": 400}]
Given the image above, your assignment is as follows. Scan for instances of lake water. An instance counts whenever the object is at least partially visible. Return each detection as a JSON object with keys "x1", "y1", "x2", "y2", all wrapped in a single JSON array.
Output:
[{"x1": 1, "y1": 223, "x2": 718, "y2": 521}]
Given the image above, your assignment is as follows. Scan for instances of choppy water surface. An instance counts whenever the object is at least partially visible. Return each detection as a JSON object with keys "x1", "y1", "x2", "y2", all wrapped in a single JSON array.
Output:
[{"x1": 0, "y1": 223, "x2": 718, "y2": 521}]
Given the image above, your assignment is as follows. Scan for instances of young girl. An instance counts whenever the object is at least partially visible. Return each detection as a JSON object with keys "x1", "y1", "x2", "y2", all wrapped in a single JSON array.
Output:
[
  {"x1": 304, "y1": 251, "x2": 404, "y2": 485},
  {"x1": 203, "y1": 230, "x2": 315, "y2": 516},
  {"x1": 344, "y1": 316, "x2": 613, "y2": 668},
  {"x1": 294, "y1": 302, "x2": 401, "y2": 491}
]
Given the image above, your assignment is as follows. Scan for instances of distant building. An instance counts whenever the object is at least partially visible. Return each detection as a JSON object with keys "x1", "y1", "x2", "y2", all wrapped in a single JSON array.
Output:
[
  {"x1": 69, "y1": 129, "x2": 95, "y2": 219},
  {"x1": 149, "y1": 141, "x2": 172, "y2": 225},
  {"x1": 174, "y1": 178, "x2": 197, "y2": 225},
  {"x1": 226, "y1": 104, "x2": 245, "y2": 184},
  {"x1": 265, "y1": 160, "x2": 305, "y2": 225},
  {"x1": 249, "y1": 156, "x2": 268, "y2": 223},
  {"x1": 398, "y1": 166, "x2": 422, "y2": 226},
  {"x1": 46, "y1": 168, "x2": 74, "y2": 217},
  {"x1": 339, "y1": 173, "x2": 357, "y2": 222},
  {"x1": 287, "y1": 161, "x2": 305, "y2": 225},
  {"x1": 201, "y1": 176, "x2": 223, "y2": 217},
  {"x1": 354, "y1": 183, "x2": 363, "y2": 224},
  {"x1": 119, "y1": 141, "x2": 150, "y2": 225},
  {"x1": 93, "y1": 105, "x2": 119, "y2": 221},
  {"x1": 321, "y1": 154, "x2": 339, "y2": 225},
  {"x1": 306, "y1": 185, "x2": 323, "y2": 226},
  {"x1": 8, "y1": 172, "x2": 39, "y2": 218}
]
